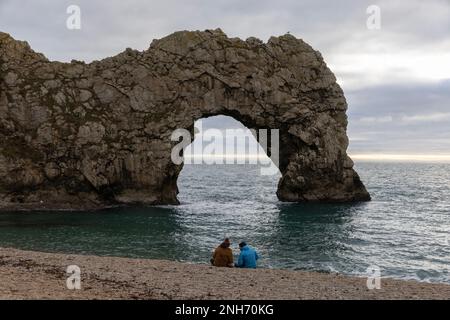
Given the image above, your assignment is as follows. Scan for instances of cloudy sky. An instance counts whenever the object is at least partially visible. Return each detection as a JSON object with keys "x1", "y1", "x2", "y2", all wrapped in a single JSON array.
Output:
[{"x1": 1, "y1": 0, "x2": 449, "y2": 159}]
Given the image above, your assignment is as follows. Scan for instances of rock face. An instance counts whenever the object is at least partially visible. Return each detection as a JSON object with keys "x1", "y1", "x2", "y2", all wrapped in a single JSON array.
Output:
[{"x1": 0, "y1": 29, "x2": 370, "y2": 210}]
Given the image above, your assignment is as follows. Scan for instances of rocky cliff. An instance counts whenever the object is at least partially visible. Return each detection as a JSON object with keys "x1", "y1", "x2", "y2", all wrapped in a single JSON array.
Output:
[{"x1": 0, "y1": 29, "x2": 370, "y2": 210}]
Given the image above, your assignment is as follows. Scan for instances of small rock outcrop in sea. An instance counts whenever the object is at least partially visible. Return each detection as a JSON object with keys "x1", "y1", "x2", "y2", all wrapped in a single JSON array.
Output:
[{"x1": 0, "y1": 29, "x2": 370, "y2": 210}]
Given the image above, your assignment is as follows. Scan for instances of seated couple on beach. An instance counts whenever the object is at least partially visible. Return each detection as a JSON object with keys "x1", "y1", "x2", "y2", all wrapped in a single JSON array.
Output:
[{"x1": 210, "y1": 238, "x2": 259, "y2": 268}]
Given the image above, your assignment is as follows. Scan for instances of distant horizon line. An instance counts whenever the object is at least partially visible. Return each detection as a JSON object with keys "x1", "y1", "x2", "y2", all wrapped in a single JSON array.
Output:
[
  {"x1": 183, "y1": 153, "x2": 450, "y2": 163},
  {"x1": 350, "y1": 154, "x2": 450, "y2": 162}
]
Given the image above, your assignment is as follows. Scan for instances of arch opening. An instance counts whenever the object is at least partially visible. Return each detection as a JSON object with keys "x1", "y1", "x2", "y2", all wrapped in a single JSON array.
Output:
[{"x1": 176, "y1": 115, "x2": 281, "y2": 204}]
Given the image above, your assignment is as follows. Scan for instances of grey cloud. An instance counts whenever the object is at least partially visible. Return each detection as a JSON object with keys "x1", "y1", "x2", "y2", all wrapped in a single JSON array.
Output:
[
  {"x1": 347, "y1": 79, "x2": 450, "y2": 117},
  {"x1": 347, "y1": 79, "x2": 450, "y2": 154},
  {"x1": 3, "y1": 0, "x2": 449, "y2": 61},
  {"x1": 1, "y1": 0, "x2": 449, "y2": 155}
]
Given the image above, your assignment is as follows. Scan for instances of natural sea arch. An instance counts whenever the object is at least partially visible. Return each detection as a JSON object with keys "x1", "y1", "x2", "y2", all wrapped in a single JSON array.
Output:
[{"x1": 0, "y1": 29, "x2": 370, "y2": 210}]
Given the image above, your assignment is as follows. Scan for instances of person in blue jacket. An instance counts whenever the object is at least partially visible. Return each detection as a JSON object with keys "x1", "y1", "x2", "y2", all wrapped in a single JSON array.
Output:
[{"x1": 235, "y1": 241, "x2": 259, "y2": 268}]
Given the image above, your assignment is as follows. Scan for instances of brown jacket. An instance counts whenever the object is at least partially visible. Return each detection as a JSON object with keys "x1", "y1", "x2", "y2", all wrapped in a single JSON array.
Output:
[{"x1": 212, "y1": 245, "x2": 233, "y2": 267}]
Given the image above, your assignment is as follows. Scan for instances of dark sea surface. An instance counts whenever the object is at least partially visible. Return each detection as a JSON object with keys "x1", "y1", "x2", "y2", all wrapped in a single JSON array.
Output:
[{"x1": 0, "y1": 162, "x2": 449, "y2": 283}]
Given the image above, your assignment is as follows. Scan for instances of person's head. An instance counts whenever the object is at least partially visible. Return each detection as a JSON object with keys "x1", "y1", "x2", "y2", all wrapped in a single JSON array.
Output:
[
  {"x1": 220, "y1": 237, "x2": 231, "y2": 248},
  {"x1": 238, "y1": 241, "x2": 247, "y2": 250}
]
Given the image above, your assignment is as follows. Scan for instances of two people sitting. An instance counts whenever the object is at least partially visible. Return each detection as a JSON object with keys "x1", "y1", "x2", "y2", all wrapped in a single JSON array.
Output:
[{"x1": 211, "y1": 238, "x2": 259, "y2": 269}]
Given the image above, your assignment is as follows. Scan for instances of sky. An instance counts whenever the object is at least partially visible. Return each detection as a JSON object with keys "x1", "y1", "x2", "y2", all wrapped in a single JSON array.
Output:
[{"x1": 1, "y1": 0, "x2": 449, "y2": 159}]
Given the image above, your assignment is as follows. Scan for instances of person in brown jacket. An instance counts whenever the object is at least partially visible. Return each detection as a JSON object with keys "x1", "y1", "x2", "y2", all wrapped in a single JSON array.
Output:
[{"x1": 211, "y1": 238, "x2": 234, "y2": 267}]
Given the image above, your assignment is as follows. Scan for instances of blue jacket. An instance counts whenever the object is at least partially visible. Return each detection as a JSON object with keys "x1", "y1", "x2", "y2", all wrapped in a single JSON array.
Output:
[{"x1": 236, "y1": 245, "x2": 259, "y2": 268}]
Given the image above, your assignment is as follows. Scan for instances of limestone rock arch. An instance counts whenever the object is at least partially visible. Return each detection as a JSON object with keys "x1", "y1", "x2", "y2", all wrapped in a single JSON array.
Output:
[{"x1": 0, "y1": 29, "x2": 370, "y2": 210}]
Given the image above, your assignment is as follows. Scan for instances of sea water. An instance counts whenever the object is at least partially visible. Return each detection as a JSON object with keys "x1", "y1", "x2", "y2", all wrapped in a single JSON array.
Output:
[{"x1": 0, "y1": 161, "x2": 449, "y2": 283}]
